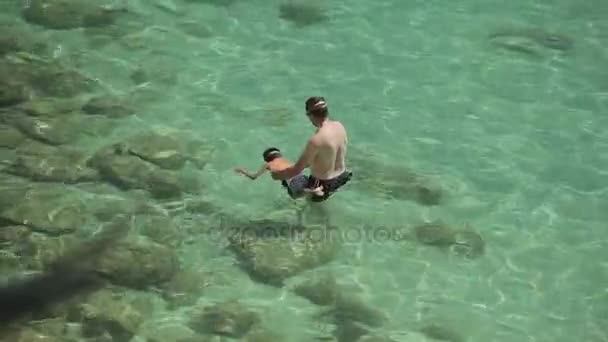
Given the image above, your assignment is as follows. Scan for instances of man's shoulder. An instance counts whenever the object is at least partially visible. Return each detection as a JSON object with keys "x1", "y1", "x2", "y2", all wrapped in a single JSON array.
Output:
[{"x1": 308, "y1": 134, "x2": 323, "y2": 146}]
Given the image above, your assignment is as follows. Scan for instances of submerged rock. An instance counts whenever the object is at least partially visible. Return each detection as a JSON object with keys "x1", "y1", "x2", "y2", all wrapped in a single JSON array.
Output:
[
  {"x1": 119, "y1": 131, "x2": 215, "y2": 170},
  {"x1": 189, "y1": 301, "x2": 261, "y2": 338},
  {"x1": 0, "y1": 179, "x2": 30, "y2": 212},
  {"x1": 4, "y1": 141, "x2": 99, "y2": 183},
  {"x1": 0, "y1": 124, "x2": 26, "y2": 149},
  {"x1": 228, "y1": 220, "x2": 338, "y2": 286},
  {"x1": 488, "y1": 27, "x2": 574, "y2": 56},
  {"x1": 68, "y1": 288, "x2": 144, "y2": 341},
  {"x1": 349, "y1": 153, "x2": 443, "y2": 206},
  {"x1": 0, "y1": 225, "x2": 31, "y2": 247},
  {"x1": 0, "y1": 24, "x2": 48, "y2": 56},
  {"x1": 279, "y1": 2, "x2": 329, "y2": 26},
  {"x1": 0, "y1": 53, "x2": 97, "y2": 98},
  {"x1": 320, "y1": 294, "x2": 388, "y2": 328},
  {"x1": 0, "y1": 249, "x2": 23, "y2": 274},
  {"x1": 412, "y1": 222, "x2": 485, "y2": 259},
  {"x1": 86, "y1": 194, "x2": 155, "y2": 222},
  {"x1": 0, "y1": 184, "x2": 89, "y2": 234},
  {"x1": 333, "y1": 320, "x2": 370, "y2": 342},
  {"x1": 12, "y1": 232, "x2": 80, "y2": 270},
  {"x1": 0, "y1": 326, "x2": 66, "y2": 342},
  {"x1": 160, "y1": 268, "x2": 209, "y2": 308},
  {"x1": 292, "y1": 273, "x2": 340, "y2": 306},
  {"x1": 9, "y1": 114, "x2": 83, "y2": 145},
  {"x1": 88, "y1": 144, "x2": 186, "y2": 199},
  {"x1": 94, "y1": 235, "x2": 179, "y2": 289},
  {"x1": 450, "y1": 229, "x2": 485, "y2": 259},
  {"x1": 120, "y1": 133, "x2": 189, "y2": 170},
  {"x1": 419, "y1": 323, "x2": 464, "y2": 342},
  {"x1": 0, "y1": 79, "x2": 29, "y2": 107},
  {"x1": 22, "y1": 0, "x2": 125, "y2": 30},
  {"x1": 134, "y1": 214, "x2": 182, "y2": 247},
  {"x1": 16, "y1": 97, "x2": 83, "y2": 117},
  {"x1": 413, "y1": 222, "x2": 456, "y2": 247}
]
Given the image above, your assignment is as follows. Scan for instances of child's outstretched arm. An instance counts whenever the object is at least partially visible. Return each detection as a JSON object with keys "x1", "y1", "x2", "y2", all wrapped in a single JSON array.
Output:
[{"x1": 234, "y1": 164, "x2": 268, "y2": 180}]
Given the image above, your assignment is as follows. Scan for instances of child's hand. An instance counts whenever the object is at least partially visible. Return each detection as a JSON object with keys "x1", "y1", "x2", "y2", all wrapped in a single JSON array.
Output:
[{"x1": 234, "y1": 167, "x2": 247, "y2": 175}]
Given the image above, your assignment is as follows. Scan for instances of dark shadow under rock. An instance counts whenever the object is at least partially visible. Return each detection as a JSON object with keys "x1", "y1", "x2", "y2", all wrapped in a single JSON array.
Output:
[
  {"x1": 188, "y1": 301, "x2": 261, "y2": 338},
  {"x1": 227, "y1": 220, "x2": 339, "y2": 287},
  {"x1": 3, "y1": 141, "x2": 99, "y2": 183},
  {"x1": 0, "y1": 215, "x2": 129, "y2": 325},
  {"x1": 82, "y1": 94, "x2": 136, "y2": 118},
  {"x1": 279, "y1": 2, "x2": 329, "y2": 26},
  {"x1": 22, "y1": 0, "x2": 126, "y2": 30}
]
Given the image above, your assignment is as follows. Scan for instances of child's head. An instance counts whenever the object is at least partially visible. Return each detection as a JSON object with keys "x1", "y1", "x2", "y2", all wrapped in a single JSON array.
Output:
[{"x1": 262, "y1": 147, "x2": 282, "y2": 162}]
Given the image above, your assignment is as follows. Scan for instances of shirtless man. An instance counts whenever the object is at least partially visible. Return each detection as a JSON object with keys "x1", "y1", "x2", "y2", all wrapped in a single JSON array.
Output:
[{"x1": 274, "y1": 96, "x2": 352, "y2": 202}]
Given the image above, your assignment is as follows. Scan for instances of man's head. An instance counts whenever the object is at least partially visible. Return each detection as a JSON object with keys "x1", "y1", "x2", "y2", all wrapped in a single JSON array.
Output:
[
  {"x1": 305, "y1": 96, "x2": 328, "y2": 127},
  {"x1": 262, "y1": 147, "x2": 282, "y2": 162}
]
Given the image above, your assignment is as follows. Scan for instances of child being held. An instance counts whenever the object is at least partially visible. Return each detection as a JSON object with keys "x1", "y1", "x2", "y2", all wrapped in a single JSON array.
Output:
[{"x1": 234, "y1": 147, "x2": 323, "y2": 199}]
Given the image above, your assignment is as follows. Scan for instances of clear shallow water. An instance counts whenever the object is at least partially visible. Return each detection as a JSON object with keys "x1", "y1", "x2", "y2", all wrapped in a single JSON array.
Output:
[{"x1": 4, "y1": 0, "x2": 608, "y2": 340}]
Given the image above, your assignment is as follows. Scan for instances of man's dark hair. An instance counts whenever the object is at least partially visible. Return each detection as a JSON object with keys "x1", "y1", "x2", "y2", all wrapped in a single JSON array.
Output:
[
  {"x1": 262, "y1": 147, "x2": 281, "y2": 162},
  {"x1": 305, "y1": 96, "x2": 328, "y2": 118}
]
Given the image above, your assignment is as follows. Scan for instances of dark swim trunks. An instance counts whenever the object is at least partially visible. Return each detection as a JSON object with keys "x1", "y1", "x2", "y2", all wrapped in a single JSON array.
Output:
[
  {"x1": 306, "y1": 170, "x2": 353, "y2": 202},
  {"x1": 281, "y1": 174, "x2": 310, "y2": 199}
]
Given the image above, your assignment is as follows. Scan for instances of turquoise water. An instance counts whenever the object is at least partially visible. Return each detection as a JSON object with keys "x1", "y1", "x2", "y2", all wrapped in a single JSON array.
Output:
[{"x1": 2, "y1": 0, "x2": 608, "y2": 341}]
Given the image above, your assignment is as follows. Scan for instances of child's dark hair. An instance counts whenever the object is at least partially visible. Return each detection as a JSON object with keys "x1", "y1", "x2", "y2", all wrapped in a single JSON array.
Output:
[{"x1": 262, "y1": 147, "x2": 281, "y2": 162}]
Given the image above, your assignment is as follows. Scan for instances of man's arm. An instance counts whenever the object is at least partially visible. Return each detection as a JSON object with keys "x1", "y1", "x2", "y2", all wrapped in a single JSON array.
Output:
[
  {"x1": 274, "y1": 138, "x2": 318, "y2": 180},
  {"x1": 234, "y1": 164, "x2": 268, "y2": 180}
]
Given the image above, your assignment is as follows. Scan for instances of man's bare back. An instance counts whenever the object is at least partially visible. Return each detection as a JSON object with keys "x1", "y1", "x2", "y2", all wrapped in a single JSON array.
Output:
[
  {"x1": 273, "y1": 96, "x2": 352, "y2": 203},
  {"x1": 309, "y1": 119, "x2": 348, "y2": 180}
]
